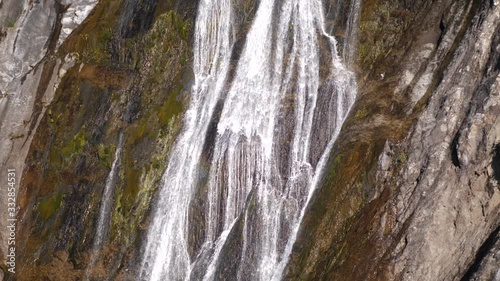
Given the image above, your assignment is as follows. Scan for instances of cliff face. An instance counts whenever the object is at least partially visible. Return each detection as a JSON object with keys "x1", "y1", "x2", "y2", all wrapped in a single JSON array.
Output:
[
  {"x1": 0, "y1": 0, "x2": 498, "y2": 280},
  {"x1": 1, "y1": 0, "x2": 197, "y2": 279},
  {"x1": 283, "y1": 0, "x2": 500, "y2": 280},
  {"x1": 0, "y1": 0, "x2": 97, "y2": 275}
]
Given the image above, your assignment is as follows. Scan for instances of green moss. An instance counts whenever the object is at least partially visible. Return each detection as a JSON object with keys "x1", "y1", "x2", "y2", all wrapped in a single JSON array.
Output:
[
  {"x1": 60, "y1": 0, "x2": 124, "y2": 59},
  {"x1": 397, "y1": 152, "x2": 407, "y2": 164},
  {"x1": 79, "y1": 31, "x2": 112, "y2": 64},
  {"x1": 358, "y1": 0, "x2": 415, "y2": 70},
  {"x1": 111, "y1": 131, "x2": 178, "y2": 245},
  {"x1": 354, "y1": 107, "x2": 368, "y2": 119},
  {"x1": 324, "y1": 153, "x2": 344, "y2": 186},
  {"x1": 158, "y1": 88, "x2": 184, "y2": 126},
  {"x1": 357, "y1": 43, "x2": 368, "y2": 63},
  {"x1": 23, "y1": 3, "x2": 193, "y2": 271},
  {"x1": 120, "y1": 122, "x2": 152, "y2": 211},
  {"x1": 333, "y1": 153, "x2": 343, "y2": 170},
  {"x1": 60, "y1": 130, "x2": 87, "y2": 157},
  {"x1": 97, "y1": 143, "x2": 117, "y2": 167},
  {"x1": 109, "y1": 10, "x2": 191, "y2": 234},
  {"x1": 47, "y1": 108, "x2": 56, "y2": 124},
  {"x1": 126, "y1": 114, "x2": 158, "y2": 148},
  {"x1": 355, "y1": 181, "x2": 362, "y2": 189},
  {"x1": 38, "y1": 193, "x2": 63, "y2": 221},
  {"x1": 60, "y1": 0, "x2": 124, "y2": 64},
  {"x1": 123, "y1": 166, "x2": 142, "y2": 206},
  {"x1": 48, "y1": 147, "x2": 63, "y2": 168},
  {"x1": 99, "y1": 28, "x2": 113, "y2": 44}
]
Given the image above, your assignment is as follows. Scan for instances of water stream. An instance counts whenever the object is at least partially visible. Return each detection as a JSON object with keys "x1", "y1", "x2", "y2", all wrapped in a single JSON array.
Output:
[
  {"x1": 85, "y1": 134, "x2": 123, "y2": 280},
  {"x1": 139, "y1": 0, "x2": 358, "y2": 280}
]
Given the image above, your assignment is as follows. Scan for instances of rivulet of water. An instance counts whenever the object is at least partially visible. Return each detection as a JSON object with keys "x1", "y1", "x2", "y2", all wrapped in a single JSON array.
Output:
[{"x1": 85, "y1": 134, "x2": 123, "y2": 280}]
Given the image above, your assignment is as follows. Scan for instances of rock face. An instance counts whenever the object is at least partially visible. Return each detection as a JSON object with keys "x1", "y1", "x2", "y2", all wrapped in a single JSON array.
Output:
[
  {"x1": 0, "y1": 0, "x2": 498, "y2": 280},
  {"x1": 1, "y1": 0, "x2": 195, "y2": 280},
  {"x1": 283, "y1": 0, "x2": 500, "y2": 280},
  {"x1": 0, "y1": 0, "x2": 95, "y2": 271}
]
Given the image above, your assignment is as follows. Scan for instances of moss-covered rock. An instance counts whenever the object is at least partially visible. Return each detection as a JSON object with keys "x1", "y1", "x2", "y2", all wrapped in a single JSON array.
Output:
[
  {"x1": 282, "y1": 0, "x2": 496, "y2": 280},
  {"x1": 15, "y1": 1, "x2": 196, "y2": 280},
  {"x1": 38, "y1": 193, "x2": 63, "y2": 221}
]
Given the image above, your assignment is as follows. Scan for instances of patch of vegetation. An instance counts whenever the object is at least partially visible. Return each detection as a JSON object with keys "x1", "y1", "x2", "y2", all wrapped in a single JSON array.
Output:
[
  {"x1": 97, "y1": 143, "x2": 117, "y2": 167},
  {"x1": 108, "y1": 10, "x2": 192, "y2": 246},
  {"x1": 60, "y1": 0, "x2": 125, "y2": 63},
  {"x1": 358, "y1": 0, "x2": 415, "y2": 70},
  {"x1": 354, "y1": 107, "x2": 368, "y2": 119},
  {"x1": 38, "y1": 193, "x2": 63, "y2": 221},
  {"x1": 19, "y1": 0, "x2": 196, "y2": 276},
  {"x1": 158, "y1": 87, "x2": 184, "y2": 126},
  {"x1": 7, "y1": 19, "x2": 15, "y2": 28},
  {"x1": 397, "y1": 151, "x2": 407, "y2": 163},
  {"x1": 79, "y1": 28, "x2": 113, "y2": 63},
  {"x1": 60, "y1": 130, "x2": 87, "y2": 156}
]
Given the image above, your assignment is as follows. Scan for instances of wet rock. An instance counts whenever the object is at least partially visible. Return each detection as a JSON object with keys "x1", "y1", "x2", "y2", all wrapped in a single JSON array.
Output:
[
  {"x1": 117, "y1": 0, "x2": 158, "y2": 39},
  {"x1": 283, "y1": 1, "x2": 500, "y2": 280},
  {"x1": 10, "y1": 0, "x2": 196, "y2": 279},
  {"x1": 3, "y1": 0, "x2": 499, "y2": 280}
]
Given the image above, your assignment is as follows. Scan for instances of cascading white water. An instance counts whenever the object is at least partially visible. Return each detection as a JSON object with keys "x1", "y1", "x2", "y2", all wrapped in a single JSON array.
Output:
[
  {"x1": 139, "y1": 0, "x2": 357, "y2": 280},
  {"x1": 139, "y1": 0, "x2": 235, "y2": 280},
  {"x1": 343, "y1": 0, "x2": 361, "y2": 64},
  {"x1": 85, "y1": 134, "x2": 123, "y2": 280}
]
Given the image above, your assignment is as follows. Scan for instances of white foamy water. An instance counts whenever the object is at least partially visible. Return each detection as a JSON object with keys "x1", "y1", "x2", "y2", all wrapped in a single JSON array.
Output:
[
  {"x1": 85, "y1": 134, "x2": 123, "y2": 280},
  {"x1": 139, "y1": 0, "x2": 358, "y2": 280}
]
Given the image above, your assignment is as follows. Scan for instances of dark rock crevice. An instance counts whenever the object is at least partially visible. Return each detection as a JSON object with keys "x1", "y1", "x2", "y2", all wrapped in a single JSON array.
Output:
[
  {"x1": 492, "y1": 144, "x2": 500, "y2": 183},
  {"x1": 117, "y1": 0, "x2": 159, "y2": 39},
  {"x1": 451, "y1": 132, "x2": 461, "y2": 168},
  {"x1": 460, "y1": 226, "x2": 500, "y2": 281}
]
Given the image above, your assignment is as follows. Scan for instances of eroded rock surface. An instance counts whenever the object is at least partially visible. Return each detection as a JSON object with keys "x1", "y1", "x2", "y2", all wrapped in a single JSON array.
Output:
[
  {"x1": 0, "y1": 0, "x2": 97, "y2": 271},
  {"x1": 283, "y1": 1, "x2": 500, "y2": 280},
  {"x1": 0, "y1": 0, "x2": 498, "y2": 280}
]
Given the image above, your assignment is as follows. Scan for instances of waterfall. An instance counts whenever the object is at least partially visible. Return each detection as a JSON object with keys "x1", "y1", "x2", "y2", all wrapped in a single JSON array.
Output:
[
  {"x1": 138, "y1": 0, "x2": 234, "y2": 279},
  {"x1": 85, "y1": 134, "x2": 123, "y2": 280},
  {"x1": 342, "y1": 0, "x2": 361, "y2": 64},
  {"x1": 139, "y1": 0, "x2": 357, "y2": 280}
]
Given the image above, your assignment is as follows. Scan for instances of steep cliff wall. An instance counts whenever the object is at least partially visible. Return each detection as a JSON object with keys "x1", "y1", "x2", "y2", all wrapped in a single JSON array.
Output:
[
  {"x1": 0, "y1": 0, "x2": 498, "y2": 280},
  {"x1": 1, "y1": 0, "x2": 197, "y2": 279},
  {"x1": 283, "y1": 0, "x2": 500, "y2": 280},
  {"x1": 0, "y1": 0, "x2": 97, "y2": 275}
]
